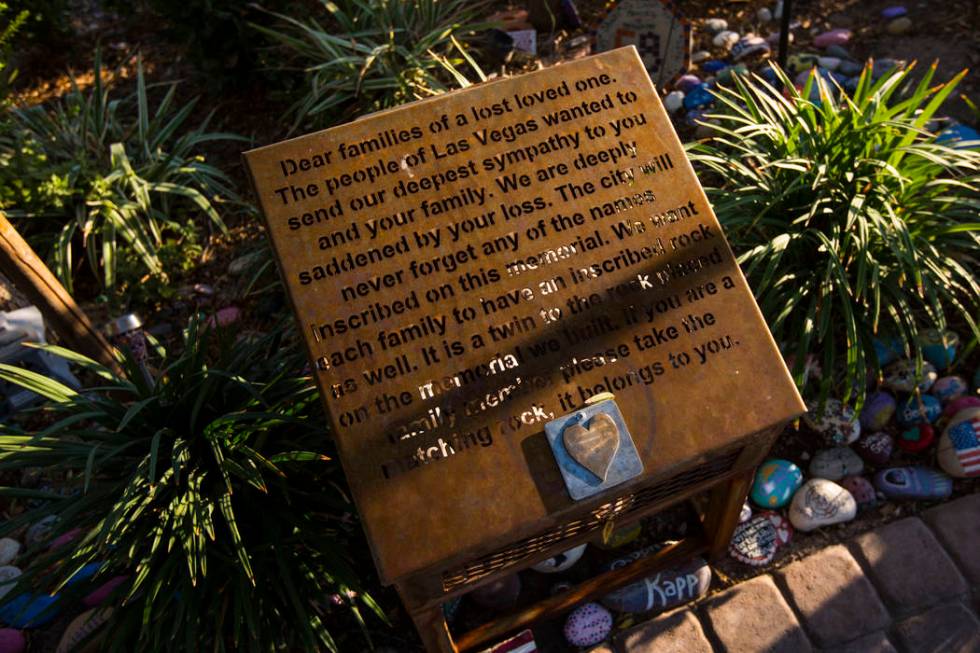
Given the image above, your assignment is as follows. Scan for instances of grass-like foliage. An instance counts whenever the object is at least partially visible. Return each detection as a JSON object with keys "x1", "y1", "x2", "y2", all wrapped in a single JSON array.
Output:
[
  {"x1": 688, "y1": 64, "x2": 980, "y2": 402},
  {"x1": 0, "y1": 52, "x2": 242, "y2": 292},
  {"x1": 257, "y1": 0, "x2": 487, "y2": 132},
  {"x1": 0, "y1": 322, "x2": 383, "y2": 652}
]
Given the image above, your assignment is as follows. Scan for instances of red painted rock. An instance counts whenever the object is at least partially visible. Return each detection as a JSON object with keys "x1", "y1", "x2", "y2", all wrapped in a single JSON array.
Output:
[
  {"x1": 896, "y1": 423, "x2": 934, "y2": 454},
  {"x1": 840, "y1": 475, "x2": 877, "y2": 508},
  {"x1": 854, "y1": 432, "x2": 893, "y2": 466}
]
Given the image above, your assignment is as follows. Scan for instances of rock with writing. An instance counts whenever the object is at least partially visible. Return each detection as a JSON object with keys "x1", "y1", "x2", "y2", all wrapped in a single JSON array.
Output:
[
  {"x1": 750, "y1": 459, "x2": 803, "y2": 508},
  {"x1": 897, "y1": 424, "x2": 934, "y2": 454},
  {"x1": 937, "y1": 408, "x2": 980, "y2": 478},
  {"x1": 860, "y1": 391, "x2": 896, "y2": 431},
  {"x1": 732, "y1": 35, "x2": 770, "y2": 61},
  {"x1": 882, "y1": 360, "x2": 937, "y2": 394},
  {"x1": 601, "y1": 556, "x2": 710, "y2": 613},
  {"x1": 840, "y1": 475, "x2": 877, "y2": 509},
  {"x1": 854, "y1": 432, "x2": 894, "y2": 467},
  {"x1": 896, "y1": 394, "x2": 941, "y2": 427},
  {"x1": 531, "y1": 544, "x2": 586, "y2": 573},
  {"x1": 563, "y1": 603, "x2": 612, "y2": 647},
  {"x1": 759, "y1": 511, "x2": 793, "y2": 548},
  {"x1": 874, "y1": 466, "x2": 952, "y2": 499},
  {"x1": 942, "y1": 396, "x2": 980, "y2": 419},
  {"x1": 0, "y1": 541, "x2": 18, "y2": 567},
  {"x1": 788, "y1": 479, "x2": 857, "y2": 531},
  {"x1": 469, "y1": 574, "x2": 521, "y2": 611},
  {"x1": 932, "y1": 376, "x2": 968, "y2": 404},
  {"x1": 729, "y1": 515, "x2": 778, "y2": 566},
  {"x1": 0, "y1": 629, "x2": 24, "y2": 653},
  {"x1": 809, "y1": 447, "x2": 864, "y2": 481},
  {"x1": 813, "y1": 29, "x2": 852, "y2": 48},
  {"x1": 804, "y1": 399, "x2": 860, "y2": 445}
]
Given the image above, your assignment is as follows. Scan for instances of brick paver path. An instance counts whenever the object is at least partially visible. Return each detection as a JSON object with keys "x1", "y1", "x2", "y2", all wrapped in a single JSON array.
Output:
[{"x1": 610, "y1": 493, "x2": 980, "y2": 653}]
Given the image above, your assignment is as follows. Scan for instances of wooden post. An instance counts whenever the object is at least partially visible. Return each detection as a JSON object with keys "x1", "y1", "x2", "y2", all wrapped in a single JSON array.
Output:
[{"x1": 0, "y1": 212, "x2": 121, "y2": 374}]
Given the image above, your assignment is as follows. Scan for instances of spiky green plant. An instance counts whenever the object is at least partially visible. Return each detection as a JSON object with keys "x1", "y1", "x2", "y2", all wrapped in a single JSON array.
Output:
[
  {"x1": 688, "y1": 64, "x2": 980, "y2": 403},
  {"x1": 0, "y1": 52, "x2": 244, "y2": 292},
  {"x1": 256, "y1": 0, "x2": 487, "y2": 132},
  {"x1": 0, "y1": 321, "x2": 384, "y2": 652}
]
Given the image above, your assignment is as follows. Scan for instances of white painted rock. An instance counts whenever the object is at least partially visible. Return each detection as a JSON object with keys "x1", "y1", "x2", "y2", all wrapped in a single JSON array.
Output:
[
  {"x1": 0, "y1": 540, "x2": 19, "y2": 567},
  {"x1": 713, "y1": 30, "x2": 740, "y2": 49},
  {"x1": 740, "y1": 501, "x2": 753, "y2": 523},
  {"x1": 691, "y1": 50, "x2": 711, "y2": 63},
  {"x1": 531, "y1": 544, "x2": 586, "y2": 573},
  {"x1": 663, "y1": 91, "x2": 685, "y2": 113},
  {"x1": 563, "y1": 602, "x2": 612, "y2": 647},
  {"x1": 937, "y1": 407, "x2": 980, "y2": 478},
  {"x1": 789, "y1": 479, "x2": 857, "y2": 531},
  {"x1": 809, "y1": 447, "x2": 864, "y2": 481},
  {"x1": 705, "y1": 18, "x2": 728, "y2": 33},
  {"x1": 803, "y1": 399, "x2": 860, "y2": 445},
  {"x1": 0, "y1": 566, "x2": 21, "y2": 601}
]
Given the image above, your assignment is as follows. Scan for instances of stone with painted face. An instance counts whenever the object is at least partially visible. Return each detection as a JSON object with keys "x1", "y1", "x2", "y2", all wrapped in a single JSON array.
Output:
[
  {"x1": 750, "y1": 459, "x2": 804, "y2": 508},
  {"x1": 881, "y1": 360, "x2": 937, "y2": 394},
  {"x1": 809, "y1": 447, "x2": 864, "y2": 481},
  {"x1": 803, "y1": 399, "x2": 860, "y2": 445},
  {"x1": 788, "y1": 479, "x2": 857, "y2": 531}
]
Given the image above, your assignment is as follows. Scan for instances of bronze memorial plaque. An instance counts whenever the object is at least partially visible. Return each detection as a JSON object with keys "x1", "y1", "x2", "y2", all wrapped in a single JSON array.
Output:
[{"x1": 244, "y1": 47, "x2": 805, "y2": 586}]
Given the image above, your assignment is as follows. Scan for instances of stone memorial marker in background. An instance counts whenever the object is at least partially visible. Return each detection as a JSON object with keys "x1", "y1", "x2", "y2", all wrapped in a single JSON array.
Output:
[
  {"x1": 244, "y1": 47, "x2": 804, "y2": 651},
  {"x1": 595, "y1": 0, "x2": 691, "y2": 88}
]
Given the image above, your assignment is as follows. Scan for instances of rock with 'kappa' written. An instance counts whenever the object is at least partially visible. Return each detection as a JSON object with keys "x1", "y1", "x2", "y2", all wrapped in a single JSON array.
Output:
[{"x1": 601, "y1": 555, "x2": 710, "y2": 613}]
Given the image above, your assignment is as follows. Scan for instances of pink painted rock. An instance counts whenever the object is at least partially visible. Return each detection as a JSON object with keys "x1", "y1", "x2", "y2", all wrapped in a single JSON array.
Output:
[
  {"x1": 83, "y1": 575, "x2": 128, "y2": 607},
  {"x1": 840, "y1": 475, "x2": 877, "y2": 508},
  {"x1": 813, "y1": 28, "x2": 852, "y2": 48},
  {"x1": 854, "y1": 432, "x2": 894, "y2": 467},
  {"x1": 47, "y1": 528, "x2": 82, "y2": 551},
  {"x1": 563, "y1": 603, "x2": 612, "y2": 646},
  {"x1": 759, "y1": 511, "x2": 793, "y2": 548},
  {"x1": 942, "y1": 396, "x2": 980, "y2": 419},
  {"x1": 0, "y1": 629, "x2": 25, "y2": 653},
  {"x1": 207, "y1": 306, "x2": 241, "y2": 328}
]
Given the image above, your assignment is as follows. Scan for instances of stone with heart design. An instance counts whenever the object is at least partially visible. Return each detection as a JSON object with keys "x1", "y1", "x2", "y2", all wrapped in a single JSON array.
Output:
[
  {"x1": 563, "y1": 413, "x2": 620, "y2": 481},
  {"x1": 897, "y1": 423, "x2": 934, "y2": 454},
  {"x1": 758, "y1": 511, "x2": 793, "y2": 548},
  {"x1": 854, "y1": 432, "x2": 893, "y2": 467},
  {"x1": 788, "y1": 479, "x2": 857, "y2": 531},
  {"x1": 729, "y1": 515, "x2": 778, "y2": 566}
]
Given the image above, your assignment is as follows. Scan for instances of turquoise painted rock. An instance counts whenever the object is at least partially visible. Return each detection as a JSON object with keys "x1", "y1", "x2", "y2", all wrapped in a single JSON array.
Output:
[
  {"x1": 873, "y1": 337, "x2": 903, "y2": 367},
  {"x1": 882, "y1": 360, "x2": 937, "y2": 394},
  {"x1": 919, "y1": 329, "x2": 958, "y2": 370},
  {"x1": 896, "y1": 394, "x2": 942, "y2": 427},
  {"x1": 563, "y1": 603, "x2": 612, "y2": 647},
  {"x1": 750, "y1": 459, "x2": 803, "y2": 508},
  {"x1": 854, "y1": 432, "x2": 894, "y2": 467},
  {"x1": 932, "y1": 376, "x2": 968, "y2": 404},
  {"x1": 601, "y1": 554, "x2": 710, "y2": 613},
  {"x1": 860, "y1": 391, "x2": 896, "y2": 431},
  {"x1": 804, "y1": 399, "x2": 860, "y2": 445},
  {"x1": 809, "y1": 447, "x2": 864, "y2": 481}
]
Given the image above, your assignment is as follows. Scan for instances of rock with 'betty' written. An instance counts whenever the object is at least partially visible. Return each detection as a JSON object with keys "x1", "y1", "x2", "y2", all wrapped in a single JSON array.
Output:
[
  {"x1": 809, "y1": 447, "x2": 864, "y2": 481},
  {"x1": 601, "y1": 554, "x2": 710, "y2": 613},
  {"x1": 854, "y1": 432, "x2": 893, "y2": 467},
  {"x1": 789, "y1": 479, "x2": 857, "y2": 531},
  {"x1": 804, "y1": 399, "x2": 860, "y2": 445},
  {"x1": 860, "y1": 391, "x2": 896, "y2": 431}
]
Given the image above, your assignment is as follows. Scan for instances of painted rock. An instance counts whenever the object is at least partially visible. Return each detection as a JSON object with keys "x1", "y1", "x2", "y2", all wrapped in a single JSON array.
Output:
[
  {"x1": 932, "y1": 376, "x2": 968, "y2": 404},
  {"x1": 942, "y1": 396, "x2": 980, "y2": 419},
  {"x1": 485, "y1": 630, "x2": 535, "y2": 653},
  {"x1": 881, "y1": 360, "x2": 937, "y2": 394},
  {"x1": 825, "y1": 44, "x2": 853, "y2": 60},
  {"x1": 740, "y1": 501, "x2": 753, "y2": 523},
  {"x1": 919, "y1": 329, "x2": 958, "y2": 370},
  {"x1": 732, "y1": 36, "x2": 769, "y2": 61},
  {"x1": 712, "y1": 30, "x2": 740, "y2": 50},
  {"x1": 683, "y1": 84, "x2": 714, "y2": 110},
  {"x1": 886, "y1": 16, "x2": 912, "y2": 35},
  {"x1": 860, "y1": 391, "x2": 896, "y2": 431},
  {"x1": 718, "y1": 64, "x2": 749, "y2": 83},
  {"x1": 663, "y1": 91, "x2": 685, "y2": 113},
  {"x1": 872, "y1": 58, "x2": 906, "y2": 78},
  {"x1": 896, "y1": 394, "x2": 942, "y2": 427},
  {"x1": 813, "y1": 28, "x2": 852, "y2": 48},
  {"x1": 854, "y1": 432, "x2": 893, "y2": 467},
  {"x1": 531, "y1": 544, "x2": 586, "y2": 573},
  {"x1": 937, "y1": 408, "x2": 980, "y2": 478},
  {"x1": 469, "y1": 574, "x2": 520, "y2": 610},
  {"x1": 691, "y1": 50, "x2": 711, "y2": 63},
  {"x1": 0, "y1": 567, "x2": 20, "y2": 601},
  {"x1": 702, "y1": 60, "x2": 727, "y2": 73},
  {"x1": 759, "y1": 511, "x2": 793, "y2": 548},
  {"x1": 24, "y1": 515, "x2": 58, "y2": 547},
  {"x1": 803, "y1": 399, "x2": 860, "y2": 445},
  {"x1": 55, "y1": 607, "x2": 112, "y2": 653},
  {"x1": 840, "y1": 475, "x2": 877, "y2": 508},
  {"x1": 0, "y1": 593, "x2": 60, "y2": 628},
  {"x1": 881, "y1": 6, "x2": 908, "y2": 18},
  {"x1": 838, "y1": 60, "x2": 863, "y2": 76},
  {"x1": 896, "y1": 424, "x2": 935, "y2": 454},
  {"x1": 729, "y1": 515, "x2": 778, "y2": 566},
  {"x1": 0, "y1": 629, "x2": 24, "y2": 653},
  {"x1": 788, "y1": 479, "x2": 857, "y2": 532},
  {"x1": 594, "y1": 522, "x2": 641, "y2": 550},
  {"x1": 563, "y1": 603, "x2": 612, "y2": 647},
  {"x1": 809, "y1": 447, "x2": 864, "y2": 481},
  {"x1": 817, "y1": 56, "x2": 841, "y2": 70},
  {"x1": 757, "y1": 7, "x2": 773, "y2": 22},
  {"x1": 676, "y1": 74, "x2": 702, "y2": 93},
  {"x1": 750, "y1": 459, "x2": 803, "y2": 508},
  {"x1": 704, "y1": 17, "x2": 728, "y2": 33},
  {"x1": 209, "y1": 306, "x2": 240, "y2": 328},
  {"x1": 874, "y1": 466, "x2": 952, "y2": 499},
  {"x1": 873, "y1": 336, "x2": 903, "y2": 366},
  {"x1": 47, "y1": 528, "x2": 81, "y2": 551},
  {"x1": 66, "y1": 562, "x2": 102, "y2": 587},
  {"x1": 601, "y1": 557, "x2": 710, "y2": 613},
  {"x1": 0, "y1": 541, "x2": 18, "y2": 567}
]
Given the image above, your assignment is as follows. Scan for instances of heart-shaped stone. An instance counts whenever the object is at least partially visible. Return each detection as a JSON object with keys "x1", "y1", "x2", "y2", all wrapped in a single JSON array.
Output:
[{"x1": 563, "y1": 413, "x2": 620, "y2": 481}]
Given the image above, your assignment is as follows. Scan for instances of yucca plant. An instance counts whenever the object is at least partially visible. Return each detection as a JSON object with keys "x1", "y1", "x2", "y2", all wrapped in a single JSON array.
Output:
[
  {"x1": 0, "y1": 52, "x2": 244, "y2": 292},
  {"x1": 256, "y1": 0, "x2": 487, "y2": 132},
  {"x1": 0, "y1": 320, "x2": 384, "y2": 651},
  {"x1": 688, "y1": 64, "x2": 980, "y2": 404}
]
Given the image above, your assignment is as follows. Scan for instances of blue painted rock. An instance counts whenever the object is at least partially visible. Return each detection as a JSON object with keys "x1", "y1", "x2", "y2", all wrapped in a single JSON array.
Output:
[
  {"x1": 0, "y1": 567, "x2": 20, "y2": 601},
  {"x1": 942, "y1": 396, "x2": 980, "y2": 419},
  {"x1": 860, "y1": 391, "x2": 896, "y2": 431},
  {"x1": 55, "y1": 607, "x2": 112, "y2": 653},
  {"x1": 732, "y1": 35, "x2": 769, "y2": 61},
  {"x1": 563, "y1": 603, "x2": 612, "y2": 646},
  {"x1": 66, "y1": 562, "x2": 103, "y2": 587},
  {"x1": 896, "y1": 424, "x2": 934, "y2": 454},
  {"x1": 937, "y1": 124, "x2": 980, "y2": 149},
  {"x1": 896, "y1": 394, "x2": 941, "y2": 427},
  {"x1": 932, "y1": 376, "x2": 968, "y2": 404},
  {"x1": 0, "y1": 541, "x2": 18, "y2": 567},
  {"x1": 740, "y1": 501, "x2": 753, "y2": 523},
  {"x1": 874, "y1": 466, "x2": 952, "y2": 500},
  {"x1": 919, "y1": 329, "x2": 958, "y2": 370},
  {"x1": 729, "y1": 515, "x2": 778, "y2": 566},
  {"x1": 0, "y1": 593, "x2": 60, "y2": 628},
  {"x1": 854, "y1": 432, "x2": 894, "y2": 467},
  {"x1": 788, "y1": 479, "x2": 857, "y2": 531},
  {"x1": 825, "y1": 44, "x2": 853, "y2": 60},
  {"x1": 881, "y1": 360, "x2": 937, "y2": 394},
  {"x1": 24, "y1": 515, "x2": 58, "y2": 547},
  {"x1": 813, "y1": 28, "x2": 852, "y2": 48},
  {"x1": 937, "y1": 407, "x2": 980, "y2": 478},
  {"x1": 881, "y1": 5, "x2": 908, "y2": 18},
  {"x1": 803, "y1": 399, "x2": 860, "y2": 445},
  {"x1": 759, "y1": 511, "x2": 793, "y2": 548},
  {"x1": 683, "y1": 84, "x2": 714, "y2": 110},
  {"x1": 469, "y1": 574, "x2": 520, "y2": 610},
  {"x1": 750, "y1": 459, "x2": 803, "y2": 508},
  {"x1": 809, "y1": 447, "x2": 864, "y2": 481},
  {"x1": 676, "y1": 74, "x2": 702, "y2": 93},
  {"x1": 531, "y1": 544, "x2": 586, "y2": 573},
  {"x1": 702, "y1": 60, "x2": 727, "y2": 73},
  {"x1": 0, "y1": 629, "x2": 24, "y2": 653},
  {"x1": 840, "y1": 475, "x2": 877, "y2": 508},
  {"x1": 837, "y1": 60, "x2": 863, "y2": 76},
  {"x1": 594, "y1": 522, "x2": 641, "y2": 550},
  {"x1": 601, "y1": 556, "x2": 709, "y2": 613}
]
